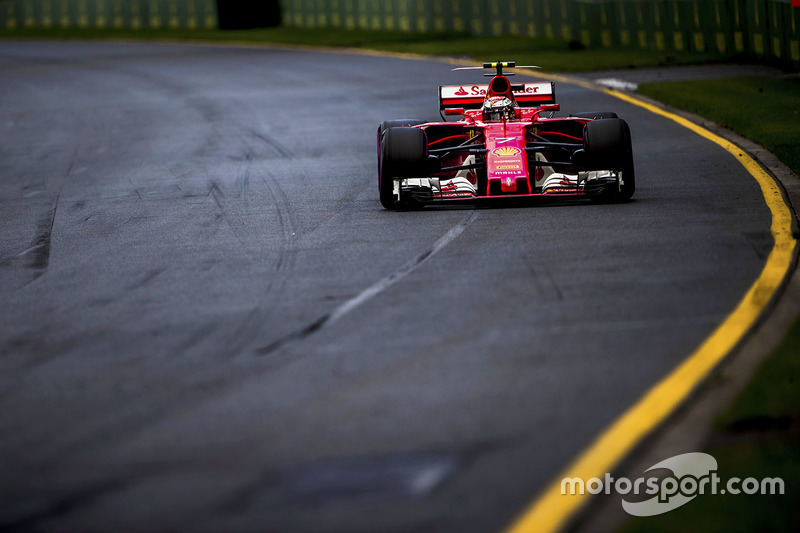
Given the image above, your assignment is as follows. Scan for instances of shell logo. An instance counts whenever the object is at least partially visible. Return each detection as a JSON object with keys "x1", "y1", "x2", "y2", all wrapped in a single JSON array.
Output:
[{"x1": 492, "y1": 146, "x2": 522, "y2": 157}]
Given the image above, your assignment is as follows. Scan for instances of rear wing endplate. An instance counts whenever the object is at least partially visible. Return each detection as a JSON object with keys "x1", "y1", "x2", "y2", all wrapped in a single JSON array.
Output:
[{"x1": 439, "y1": 82, "x2": 556, "y2": 111}]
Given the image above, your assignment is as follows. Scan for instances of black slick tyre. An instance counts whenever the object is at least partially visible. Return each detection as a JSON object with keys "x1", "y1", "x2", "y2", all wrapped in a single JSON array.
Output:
[
  {"x1": 571, "y1": 111, "x2": 619, "y2": 120},
  {"x1": 583, "y1": 118, "x2": 635, "y2": 203},
  {"x1": 378, "y1": 126, "x2": 428, "y2": 210}
]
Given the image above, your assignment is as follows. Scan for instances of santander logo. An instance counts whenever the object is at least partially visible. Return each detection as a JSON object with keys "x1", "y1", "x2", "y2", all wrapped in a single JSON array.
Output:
[{"x1": 443, "y1": 84, "x2": 547, "y2": 99}]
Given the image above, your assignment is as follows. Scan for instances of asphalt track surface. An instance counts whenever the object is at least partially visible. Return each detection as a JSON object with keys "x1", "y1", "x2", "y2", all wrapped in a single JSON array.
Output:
[{"x1": 0, "y1": 42, "x2": 773, "y2": 532}]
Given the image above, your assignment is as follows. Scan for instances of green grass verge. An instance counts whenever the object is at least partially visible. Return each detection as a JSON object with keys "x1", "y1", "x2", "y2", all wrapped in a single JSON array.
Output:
[
  {"x1": 637, "y1": 76, "x2": 800, "y2": 177},
  {"x1": 0, "y1": 26, "x2": 733, "y2": 72},
  {"x1": 717, "y1": 316, "x2": 800, "y2": 430}
]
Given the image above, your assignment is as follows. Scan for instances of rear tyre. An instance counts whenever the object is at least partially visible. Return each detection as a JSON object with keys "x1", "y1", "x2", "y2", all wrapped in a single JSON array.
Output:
[
  {"x1": 378, "y1": 119, "x2": 426, "y2": 137},
  {"x1": 377, "y1": 119, "x2": 426, "y2": 165},
  {"x1": 583, "y1": 118, "x2": 635, "y2": 203},
  {"x1": 571, "y1": 111, "x2": 618, "y2": 120},
  {"x1": 379, "y1": 126, "x2": 428, "y2": 210}
]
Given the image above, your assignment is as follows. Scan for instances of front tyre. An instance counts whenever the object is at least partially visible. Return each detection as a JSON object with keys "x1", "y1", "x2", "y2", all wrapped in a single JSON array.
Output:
[
  {"x1": 379, "y1": 126, "x2": 428, "y2": 210},
  {"x1": 616, "y1": 120, "x2": 635, "y2": 202},
  {"x1": 583, "y1": 118, "x2": 635, "y2": 203}
]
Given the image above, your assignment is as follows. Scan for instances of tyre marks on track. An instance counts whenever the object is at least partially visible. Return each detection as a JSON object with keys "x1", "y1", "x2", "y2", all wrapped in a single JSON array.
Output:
[
  {"x1": 1, "y1": 145, "x2": 73, "y2": 283},
  {"x1": 248, "y1": 128, "x2": 295, "y2": 161},
  {"x1": 15, "y1": 200, "x2": 58, "y2": 272},
  {"x1": 256, "y1": 210, "x2": 480, "y2": 356},
  {"x1": 201, "y1": 126, "x2": 302, "y2": 357}
]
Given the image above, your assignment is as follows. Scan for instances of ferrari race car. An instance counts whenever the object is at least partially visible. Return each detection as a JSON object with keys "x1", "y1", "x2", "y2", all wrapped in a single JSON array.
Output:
[{"x1": 377, "y1": 61, "x2": 634, "y2": 209}]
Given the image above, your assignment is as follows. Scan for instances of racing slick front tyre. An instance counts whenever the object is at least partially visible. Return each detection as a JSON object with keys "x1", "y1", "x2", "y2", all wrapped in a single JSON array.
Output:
[
  {"x1": 616, "y1": 120, "x2": 636, "y2": 202},
  {"x1": 583, "y1": 118, "x2": 635, "y2": 203},
  {"x1": 379, "y1": 126, "x2": 428, "y2": 210}
]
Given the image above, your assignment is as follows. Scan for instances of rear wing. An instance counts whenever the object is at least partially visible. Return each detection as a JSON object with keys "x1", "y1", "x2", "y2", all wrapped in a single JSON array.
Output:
[{"x1": 439, "y1": 82, "x2": 556, "y2": 112}]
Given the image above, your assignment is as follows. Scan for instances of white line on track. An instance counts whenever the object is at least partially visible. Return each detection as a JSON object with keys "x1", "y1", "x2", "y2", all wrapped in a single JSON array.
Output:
[
  {"x1": 258, "y1": 209, "x2": 479, "y2": 355},
  {"x1": 328, "y1": 210, "x2": 480, "y2": 324}
]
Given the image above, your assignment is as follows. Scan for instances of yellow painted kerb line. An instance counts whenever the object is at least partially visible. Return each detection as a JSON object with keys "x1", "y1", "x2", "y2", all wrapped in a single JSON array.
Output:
[{"x1": 504, "y1": 89, "x2": 797, "y2": 533}]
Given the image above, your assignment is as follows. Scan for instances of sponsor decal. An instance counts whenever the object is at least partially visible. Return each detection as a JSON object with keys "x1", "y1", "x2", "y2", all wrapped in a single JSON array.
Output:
[
  {"x1": 491, "y1": 146, "x2": 522, "y2": 157},
  {"x1": 496, "y1": 164, "x2": 522, "y2": 170},
  {"x1": 442, "y1": 83, "x2": 551, "y2": 99},
  {"x1": 441, "y1": 191, "x2": 474, "y2": 198}
]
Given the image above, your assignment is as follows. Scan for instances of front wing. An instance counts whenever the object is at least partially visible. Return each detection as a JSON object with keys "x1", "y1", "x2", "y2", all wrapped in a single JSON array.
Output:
[{"x1": 394, "y1": 170, "x2": 621, "y2": 204}]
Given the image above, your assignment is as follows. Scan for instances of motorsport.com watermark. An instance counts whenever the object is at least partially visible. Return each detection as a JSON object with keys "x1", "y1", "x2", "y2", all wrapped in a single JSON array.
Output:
[{"x1": 561, "y1": 452, "x2": 784, "y2": 517}]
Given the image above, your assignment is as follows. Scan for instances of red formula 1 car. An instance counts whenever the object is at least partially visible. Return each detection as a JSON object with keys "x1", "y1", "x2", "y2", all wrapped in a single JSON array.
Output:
[{"x1": 377, "y1": 61, "x2": 634, "y2": 209}]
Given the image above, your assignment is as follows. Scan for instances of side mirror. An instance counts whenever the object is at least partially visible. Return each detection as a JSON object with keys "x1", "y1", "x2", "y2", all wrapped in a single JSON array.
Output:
[
  {"x1": 540, "y1": 104, "x2": 560, "y2": 112},
  {"x1": 444, "y1": 108, "x2": 465, "y2": 116}
]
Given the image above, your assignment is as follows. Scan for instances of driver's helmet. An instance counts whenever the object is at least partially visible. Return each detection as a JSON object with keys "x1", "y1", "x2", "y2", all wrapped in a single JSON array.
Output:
[{"x1": 482, "y1": 96, "x2": 515, "y2": 122}]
